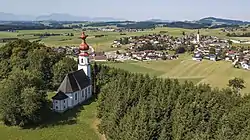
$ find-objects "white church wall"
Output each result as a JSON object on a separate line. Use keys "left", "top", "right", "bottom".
{"left": 53, "top": 99, "right": 68, "bottom": 113}
{"left": 66, "top": 93, "right": 74, "bottom": 108}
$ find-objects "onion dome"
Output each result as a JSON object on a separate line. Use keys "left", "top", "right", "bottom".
{"left": 79, "top": 52, "right": 89, "bottom": 57}
{"left": 80, "top": 32, "right": 88, "bottom": 40}
{"left": 79, "top": 42, "right": 89, "bottom": 50}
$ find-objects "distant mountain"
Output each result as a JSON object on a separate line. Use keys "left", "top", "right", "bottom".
{"left": 0, "top": 12, "right": 125, "bottom": 21}
{"left": 197, "top": 17, "right": 250, "bottom": 25}
{"left": 145, "top": 19, "right": 173, "bottom": 23}
{"left": 35, "top": 13, "right": 125, "bottom": 21}
{"left": 0, "top": 12, "right": 35, "bottom": 21}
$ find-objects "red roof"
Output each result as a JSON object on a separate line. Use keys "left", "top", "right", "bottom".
{"left": 79, "top": 42, "right": 89, "bottom": 50}
{"left": 79, "top": 32, "right": 89, "bottom": 50}
{"left": 79, "top": 52, "right": 89, "bottom": 57}
{"left": 228, "top": 51, "right": 235, "bottom": 54}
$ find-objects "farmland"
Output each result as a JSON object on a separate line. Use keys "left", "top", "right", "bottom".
{"left": 0, "top": 27, "right": 243, "bottom": 51}
{"left": 106, "top": 54, "right": 250, "bottom": 94}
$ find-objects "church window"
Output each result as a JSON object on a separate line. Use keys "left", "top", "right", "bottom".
{"left": 84, "top": 92, "right": 87, "bottom": 99}
{"left": 55, "top": 101, "right": 58, "bottom": 103}
{"left": 56, "top": 106, "right": 58, "bottom": 109}
{"left": 64, "top": 106, "right": 66, "bottom": 109}
{"left": 75, "top": 93, "right": 77, "bottom": 100}
{"left": 64, "top": 100, "right": 65, "bottom": 103}
{"left": 81, "top": 58, "right": 84, "bottom": 63}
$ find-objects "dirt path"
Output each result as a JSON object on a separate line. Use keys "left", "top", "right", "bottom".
{"left": 92, "top": 118, "right": 107, "bottom": 140}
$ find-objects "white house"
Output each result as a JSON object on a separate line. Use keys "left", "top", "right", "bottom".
{"left": 209, "top": 54, "right": 217, "bottom": 61}
{"left": 52, "top": 32, "right": 92, "bottom": 113}
{"left": 192, "top": 53, "right": 202, "bottom": 61}
{"left": 242, "top": 63, "right": 250, "bottom": 70}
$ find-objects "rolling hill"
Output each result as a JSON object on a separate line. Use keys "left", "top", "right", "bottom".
{"left": 198, "top": 17, "right": 250, "bottom": 25}
{"left": 106, "top": 55, "right": 250, "bottom": 94}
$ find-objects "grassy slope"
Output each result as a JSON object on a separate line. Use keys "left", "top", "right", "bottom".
{"left": 0, "top": 93, "right": 101, "bottom": 140}
{"left": 106, "top": 54, "right": 250, "bottom": 94}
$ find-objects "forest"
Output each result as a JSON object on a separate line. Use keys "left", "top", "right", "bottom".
{"left": 0, "top": 22, "right": 71, "bottom": 31}
{"left": 94, "top": 64, "right": 250, "bottom": 140}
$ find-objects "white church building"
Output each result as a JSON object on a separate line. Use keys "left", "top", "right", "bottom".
{"left": 52, "top": 32, "right": 92, "bottom": 113}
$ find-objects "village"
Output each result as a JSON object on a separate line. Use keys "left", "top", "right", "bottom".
{"left": 51, "top": 30, "right": 250, "bottom": 71}
{"left": 109, "top": 31, "right": 250, "bottom": 70}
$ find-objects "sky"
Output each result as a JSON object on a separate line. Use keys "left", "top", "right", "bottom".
{"left": 1, "top": 0, "right": 250, "bottom": 21}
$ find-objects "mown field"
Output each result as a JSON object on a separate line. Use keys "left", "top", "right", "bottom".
{"left": 0, "top": 93, "right": 102, "bottom": 140}
{"left": 0, "top": 27, "right": 246, "bottom": 52}
{"left": 106, "top": 54, "right": 250, "bottom": 94}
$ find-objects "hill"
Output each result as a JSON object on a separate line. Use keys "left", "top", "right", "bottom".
{"left": 106, "top": 55, "right": 250, "bottom": 94}
{"left": 0, "top": 12, "right": 35, "bottom": 21}
{"left": 198, "top": 17, "right": 250, "bottom": 25}
{"left": 36, "top": 13, "right": 124, "bottom": 21}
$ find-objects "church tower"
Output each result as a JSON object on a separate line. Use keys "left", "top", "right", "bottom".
{"left": 78, "top": 32, "right": 91, "bottom": 79}
{"left": 197, "top": 29, "right": 200, "bottom": 43}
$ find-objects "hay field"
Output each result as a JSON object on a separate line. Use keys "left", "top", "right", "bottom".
{"left": 106, "top": 54, "right": 250, "bottom": 94}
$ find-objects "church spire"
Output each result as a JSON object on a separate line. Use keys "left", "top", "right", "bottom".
{"left": 78, "top": 32, "right": 91, "bottom": 79}
{"left": 197, "top": 29, "right": 200, "bottom": 43}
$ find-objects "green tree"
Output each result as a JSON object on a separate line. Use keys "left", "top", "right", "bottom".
{"left": 52, "top": 57, "right": 77, "bottom": 88}
{"left": 228, "top": 40, "right": 233, "bottom": 47}
{"left": 0, "top": 59, "right": 11, "bottom": 80}
{"left": 209, "top": 47, "right": 216, "bottom": 55}
{"left": 228, "top": 77, "right": 245, "bottom": 95}
{"left": 0, "top": 69, "right": 46, "bottom": 127}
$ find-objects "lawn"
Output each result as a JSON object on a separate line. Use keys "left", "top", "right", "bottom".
{"left": 105, "top": 54, "right": 250, "bottom": 94}
{"left": 0, "top": 92, "right": 102, "bottom": 140}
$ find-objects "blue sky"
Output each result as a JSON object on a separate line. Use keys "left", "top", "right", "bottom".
{"left": 1, "top": 0, "right": 250, "bottom": 21}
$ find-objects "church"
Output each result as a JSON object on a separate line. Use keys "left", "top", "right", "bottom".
{"left": 52, "top": 32, "right": 92, "bottom": 113}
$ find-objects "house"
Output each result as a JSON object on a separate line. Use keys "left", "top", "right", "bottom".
{"left": 242, "top": 63, "right": 250, "bottom": 70}
{"left": 209, "top": 54, "right": 217, "bottom": 61}
{"left": 193, "top": 53, "right": 202, "bottom": 61}
{"left": 52, "top": 32, "right": 92, "bottom": 113}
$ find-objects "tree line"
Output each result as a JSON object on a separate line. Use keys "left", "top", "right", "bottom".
{"left": 226, "top": 32, "right": 250, "bottom": 37}
{"left": 93, "top": 64, "right": 250, "bottom": 140}
{"left": 0, "top": 23, "right": 71, "bottom": 31}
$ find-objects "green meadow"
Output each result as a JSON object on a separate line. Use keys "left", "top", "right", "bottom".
{"left": 106, "top": 54, "right": 250, "bottom": 94}
{"left": 0, "top": 92, "right": 102, "bottom": 140}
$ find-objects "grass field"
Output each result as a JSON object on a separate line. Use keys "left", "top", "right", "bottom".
{"left": 1, "top": 27, "right": 250, "bottom": 51}
{"left": 0, "top": 93, "right": 102, "bottom": 140}
{"left": 106, "top": 54, "right": 250, "bottom": 94}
